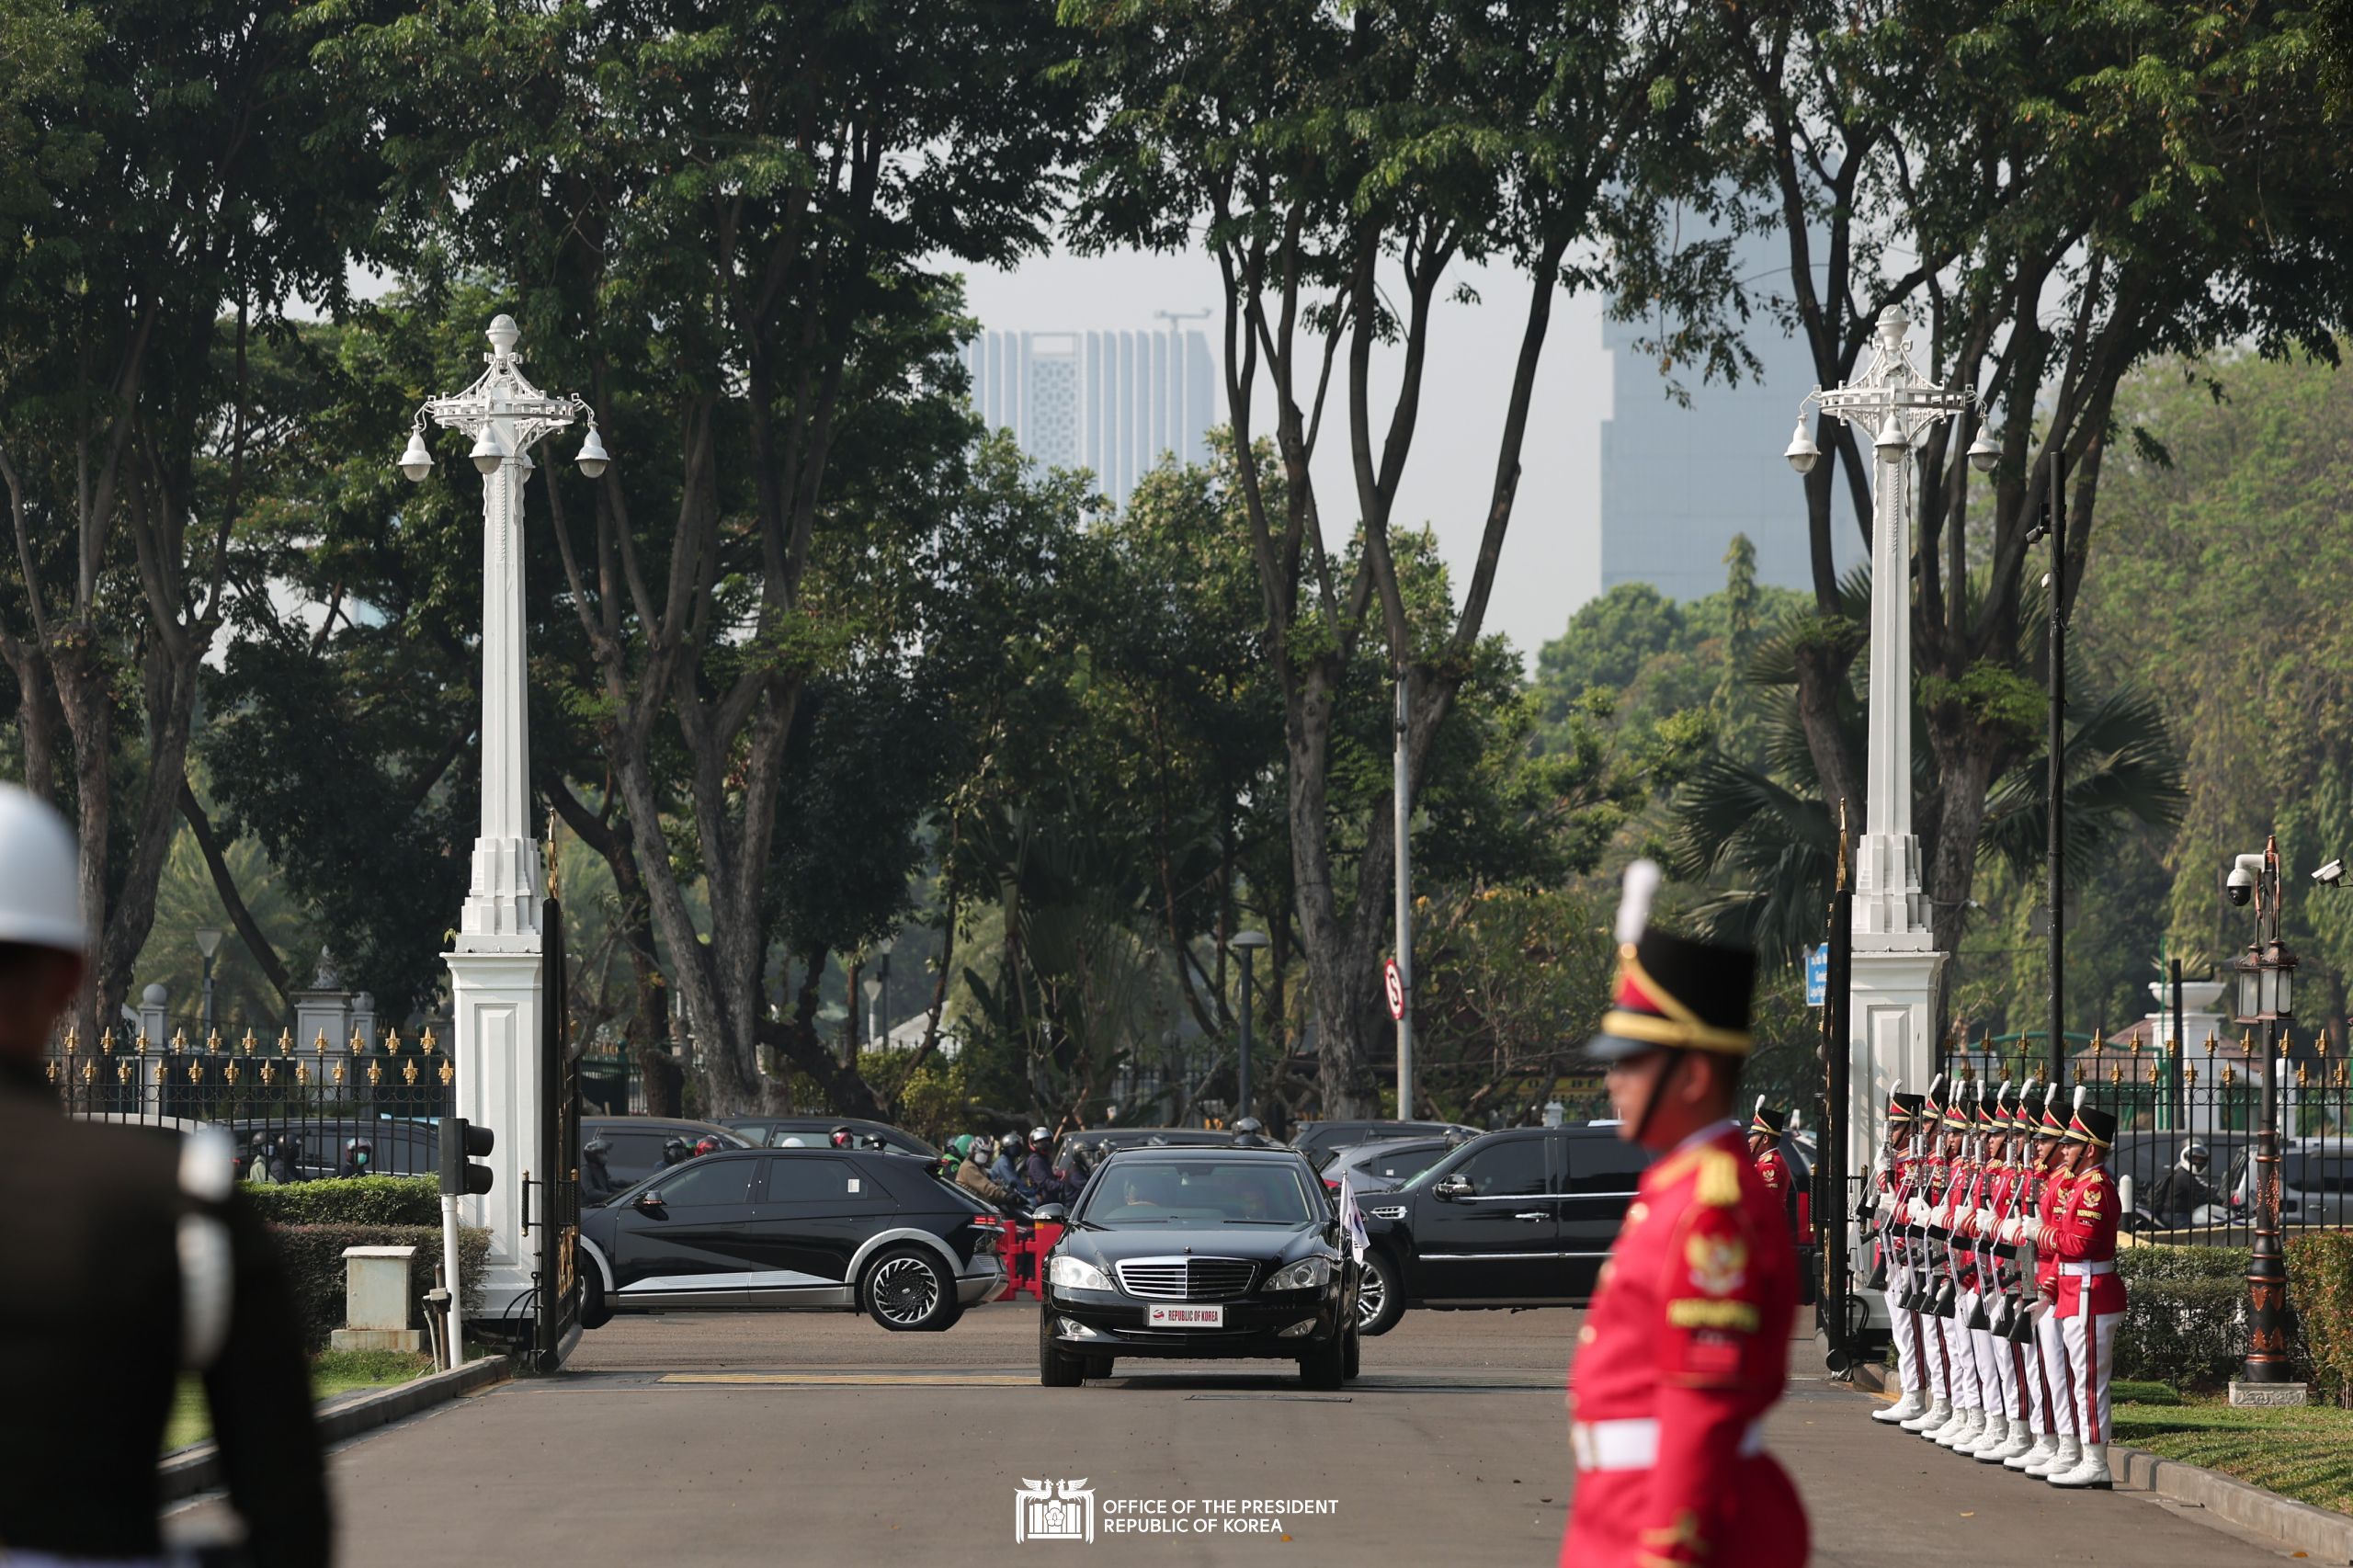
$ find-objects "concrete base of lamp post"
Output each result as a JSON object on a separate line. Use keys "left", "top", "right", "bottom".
{"left": 446, "top": 947, "right": 543, "bottom": 1315}
{"left": 2228, "top": 1381, "right": 2310, "bottom": 1407}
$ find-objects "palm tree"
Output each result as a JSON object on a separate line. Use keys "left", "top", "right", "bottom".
{"left": 1670, "top": 664, "right": 2185, "bottom": 967}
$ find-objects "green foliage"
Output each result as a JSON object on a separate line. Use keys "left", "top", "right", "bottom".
{"left": 242, "top": 1175, "right": 440, "bottom": 1227}
{"left": 1415, "top": 885, "right": 1616, "bottom": 1122}
{"left": 2109, "top": 1401, "right": 2353, "bottom": 1515}
{"left": 2289, "top": 1232, "right": 2353, "bottom": 1405}
{"left": 2114, "top": 1244, "right": 2252, "bottom": 1390}
{"left": 267, "top": 1221, "right": 487, "bottom": 1351}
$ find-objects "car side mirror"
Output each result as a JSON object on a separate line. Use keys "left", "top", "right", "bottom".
{"left": 1032, "top": 1203, "right": 1067, "bottom": 1223}
{"left": 1434, "top": 1175, "right": 1473, "bottom": 1201}
{"left": 634, "top": 1189, "right": 665, "bottom": 1212}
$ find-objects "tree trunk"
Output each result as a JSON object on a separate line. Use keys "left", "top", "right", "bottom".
{"left": 1920, "top": 710, "right": 2006, "bottom": 1047}
{"left": 1791, "top": 641, "right": 1864, "bottom": 833}
{"left": 178, "top": 783, "right": 291, "bottom": 1008}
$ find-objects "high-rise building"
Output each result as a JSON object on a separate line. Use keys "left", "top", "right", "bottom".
{"left": 961, "top": 327, "right": 1217, "bottom": 512}
{"left": 1599, "top": 244, "right": 1863, "bottom": 601}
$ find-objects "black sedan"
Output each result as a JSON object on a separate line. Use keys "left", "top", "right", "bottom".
{"left": 575, "top": 1146, "right": 1006, "bottom": 1332}
{"left": 1036, "top": 1146, "right": 1358, "bottom": 1388}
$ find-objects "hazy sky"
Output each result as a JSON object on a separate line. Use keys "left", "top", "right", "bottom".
{"left": 961, "top": 245, "right": 1616, "bottom": 671}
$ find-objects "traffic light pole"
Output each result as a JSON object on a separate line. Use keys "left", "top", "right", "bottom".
{"left": 441, "top": 1191, "right": 464, "bottom": 1365}
{"left": 2046, "top": 453, "right": 2068, "bottom": 1088}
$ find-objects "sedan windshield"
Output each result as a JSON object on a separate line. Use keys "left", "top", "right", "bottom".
{"left": 1077, "top": 1160, "right": 1320, "bottom": 1226}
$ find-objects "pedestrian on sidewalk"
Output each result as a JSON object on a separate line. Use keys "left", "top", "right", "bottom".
{"left": 0, "top": 784, "right": 330, "bottom": 1568}
{"left": 1560, "top": 860, "right": 1807, "bottom": 1568}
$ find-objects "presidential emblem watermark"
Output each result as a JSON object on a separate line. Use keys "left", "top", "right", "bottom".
{"left": 1014, "top": 1478, "right": 1338, "bottom": 1544}
{"left": 1015, "top": 1478, "right": 1095, "bottom": 1543}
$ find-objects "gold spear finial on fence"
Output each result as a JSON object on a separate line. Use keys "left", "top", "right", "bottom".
{"left": 402, "top": 1057, "right": 419, "bottom": 1086}
{"left": 206, "top": 1028, "right": 221, "bottom": 1052}
{"left": 313, "top": 1028, "right": 329, "bottom": 1056}
{"left": 242, "top": 1028, "right": 258, "bottom": 1056}
{"left": 170, "top": 1028, "right": 187, "bottom": 1053}
{"left": 63, "top": 1028, "right": 76, "bottom": 1055}
{"left": 385, "top": 1027, "right": 402, "bottom": 1055}
{"left": 278, "top": 1027, "right": 293, "bottom": 1054}
{"left": 365, "top": 1058, "right": 382, "bottom": 1086}
{"left": 98, "top": 1028, "right": 113, "bottom": 1056}
{"left": 546, "top": 807, "right": 563, "bottom": 903}
{"left": 349, "top": 1026, "right": 364, "bottom": 1055}
{"left": 134, "top": 1028, "right": 147, "bottom": 1055}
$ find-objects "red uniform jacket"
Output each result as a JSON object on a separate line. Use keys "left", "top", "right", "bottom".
{"left": 1753, "top": 1146, "right": 1797, "bottom": 1234}
{"left": 2031, "top": 1168, "right": 2074, "bottom": 1297}
{"left": 1563, "top": 1124, "right": 1807, "bottom": 1568}
{"left": 2039, "top": 1164, "right": 2126, "bottom": 1317}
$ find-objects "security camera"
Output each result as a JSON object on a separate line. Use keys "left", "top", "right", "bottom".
{"left": 2316, "top": 859, "right": 2346, "bottom": 887}
{"left": 2225, "top": 865, "right": 2256, "bottom": 906}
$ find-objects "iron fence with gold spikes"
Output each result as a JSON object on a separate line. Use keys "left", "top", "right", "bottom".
{"left": 1935, "top": 1025, "right": 2352, "bottom": 1247}
{"left": 45, "top": 1018, "right": 454, "bottom": 1182}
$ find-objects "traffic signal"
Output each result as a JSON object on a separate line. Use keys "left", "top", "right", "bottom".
{"left": 439, "top": 1117, "right": 495, "bottom": 1197}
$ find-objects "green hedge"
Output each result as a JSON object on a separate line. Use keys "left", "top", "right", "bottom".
{"left": 244, "top": 1175, "right": 442, "bottom": 1226}
{"left": 268, "top": 1223, "right": 489, "bottom": 1351}
{"left": 2115, "top": 1245, "right": 2250, "bottom": 1391}
{"left": 2289, "top": 1233, "right": 2353, "bottom": 1404}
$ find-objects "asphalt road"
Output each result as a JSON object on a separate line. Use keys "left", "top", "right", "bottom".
{"left": 179, "top": 1303, "right": 2306, "bottom": 1566}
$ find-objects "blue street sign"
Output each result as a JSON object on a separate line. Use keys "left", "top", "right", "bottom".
{"left": 1804, "top": 945, "right": 1828, "bottom": 1007}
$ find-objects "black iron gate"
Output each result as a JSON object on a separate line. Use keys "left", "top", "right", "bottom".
{"left": 532, "top": 887, "right": 583, "bottom": 1369}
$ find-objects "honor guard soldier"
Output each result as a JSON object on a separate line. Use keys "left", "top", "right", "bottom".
{"left": 0, "top": 786, "right": 330, "bottom": 1567}
{"left": 1562, "top": 862, "right": 1807, "bottom": 1568}
{"left": 1898, "top": 1079, "right": 1956, "bottom": 1437}
{"left": 1869, "top": 1088, "right": 1936, "bottom": 1426}
{"left": 2020, "top": 1082, "right": 2084, "bottom": 1479}
{"left": 2039, "top": 1094, "right": 2124, "bottom": 1489}
{"left": 1747, "top": 1099, "right": 1799, "bottom": 1241}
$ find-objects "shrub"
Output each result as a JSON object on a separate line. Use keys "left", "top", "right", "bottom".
{"left": 243, "top": 1176, "right": 441, "bottom": 1227}
{"left": 2115, "top": 1244, "right": 2249, "bottom": 1391}
{"left": 2289, "top": 1233, "right": 2353, "bottom": 1405}
{"left": 267, "top": 1223, "right": 489, "bottom": 1350}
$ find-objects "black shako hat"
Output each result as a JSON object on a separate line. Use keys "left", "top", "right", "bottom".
{"left": 1585, "top": 860, "right": 1757, "bottom": 1063}
{"left": 1749, "top": 1096, "right": 1785, "bottom": 1139}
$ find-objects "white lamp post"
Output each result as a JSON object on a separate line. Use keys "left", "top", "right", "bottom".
{"left": 1787, "top": 304, "right": 1977, "bottom": 1260}
{"left": 397, "top": 313, "right": 610, "bottom": 1314}
{"left": 193, "top": 926, "right": 224, "bottom": 1037}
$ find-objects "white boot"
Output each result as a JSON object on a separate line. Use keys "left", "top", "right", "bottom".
{"left": 1922, "top": 1404, "right": 1966, "bottom": 1442}
{"left": 2026, "top": 1436, "right": 2080, "bottom": 1478}
{"left": 1876, "top": 1389, "right": 1930, "bottom": 1424}
{"left": 1961, "top": 1414, "right": 2013, "bottom": 1458}
{"left": 1983, "top": 1418, "right": 2035, "bottom": 1464}
{"left": 2006, "top": 1431, "right": 2056, "bottom": 1472}
{"left": 2047, "top": 1441, "right": 2113, "bottom": 1490}
{"left": 1936, "top": 1408, "right": 1983, "bottom": 1449}
{"left": 1903, "top": 1397, "right": 1950, "bottom": 1434}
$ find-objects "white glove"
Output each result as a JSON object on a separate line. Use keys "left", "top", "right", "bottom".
{"left": 1978, "top": 1206, "right": 1998, "bottom": 1232}
{"left": 1999, "top": 1216, "right": 2021, "bottom": 1244}
{"left": 1906, "top": 1197, "right": 1930, "bottom": 1225}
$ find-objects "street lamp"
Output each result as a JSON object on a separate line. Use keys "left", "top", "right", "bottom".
{"left": 1229, "top": 930, "right": 1271, "bottom": 1124}
{"left": 864, "top": 937, "right": 892, "bottom": 1048}
{"left": 1787, "top": 305, "right": 1975, "bottom": 1178}
{"left": 2227, "top": 835, "right": 2299, "bottom": 1393}
{"left": 194, "top": 926, "right": 224, "bottom": 1037}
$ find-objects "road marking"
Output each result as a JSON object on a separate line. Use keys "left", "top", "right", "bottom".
{"left": 659, "top": 1372, "right": 1040, "bottom": 1386}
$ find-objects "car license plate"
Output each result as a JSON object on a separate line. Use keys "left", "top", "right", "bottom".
{"left": 1147, "top": 1303, "right": 1224, "bottom": 1327}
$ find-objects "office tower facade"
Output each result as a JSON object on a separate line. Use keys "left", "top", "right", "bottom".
{"left": 1599, "top": 248, "right": 1863, "bottom": 601}
{"left": 961, "top": 327, "right": 1217, "bottom": 513}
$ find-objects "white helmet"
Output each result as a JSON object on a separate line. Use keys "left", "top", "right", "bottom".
{"left": 0, "top": 786, "right": 84, "bottom": 952}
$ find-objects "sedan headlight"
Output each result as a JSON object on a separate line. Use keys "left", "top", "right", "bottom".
{"left": 1048, "top": 1254, "right": 1115, "bottom": 1291}
{"left": 1264, "top": 1256, "right": 1333, "bottom": 1292}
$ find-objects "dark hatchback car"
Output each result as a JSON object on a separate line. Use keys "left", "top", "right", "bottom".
{"left": 1351, "top": 1125, "right": 1650, "bottom": 1334}
{"left": 718, "top": 1116, "right": 938, "bottom": 1157}
{"left": 1318, "top": 1135, "right": 1465, "bottom": 1195}
{"left": 1037, "top": 1145, "right": 1359, "bottom": 1388}
{"left": 575, "top": 1145, "right": 1006, "bottom": 1333}
{"left": 1291, "top": 1119, "right": 1481, "bottom": 1171}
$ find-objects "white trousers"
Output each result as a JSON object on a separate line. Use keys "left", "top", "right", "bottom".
{"left": 1884, "top": 1269, "right": 1924, "bottom": 1392}
{"left": 2036, "top": 1301, "right": 2077, "bottom": 1439}
{"left": 1916, "top": 1276, "right": 1948, "bottom": 1398}
{"left": 2015, "top": 1310, "right": 2051, "bottom": 1430}
{"left": 1943, "top": 1292, "right": 1983, "bottom": 1409}
{"left": 2063, "top": 1309, "right": 2123, "bottom": 1444}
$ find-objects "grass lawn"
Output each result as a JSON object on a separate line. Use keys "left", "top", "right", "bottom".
{"left": 2112, "top": 1387, "right": 2353, "bottom": 1516}
{"left": 164, "top": 1349, "right": 442, "bottom": 1454}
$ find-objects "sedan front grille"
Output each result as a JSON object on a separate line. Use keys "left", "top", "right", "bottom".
{"left": 1114, "top": 1257, "right": 1257, "bottom": 1300}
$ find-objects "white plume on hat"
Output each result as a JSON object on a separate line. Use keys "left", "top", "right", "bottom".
{"left": 0, "top": 785, "right": 84, "bottom": 953}
{"left": 1613, "top": 858, "right": 1663, "bottom": 945}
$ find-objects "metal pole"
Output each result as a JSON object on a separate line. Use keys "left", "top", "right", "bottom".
{"left": 2170, "top": 958, "right": 2185, "bottom": 1130}
{"left": 2047, "top": 452, "right": 2068, "bottom": 1088}
{"left": 441, "top": 1191, "right": 465, "bottom": 1368}
{"left": 1236, "top": 945, "right": 1254, "bottom": 1122}
{"left": 2245, "top": 845, "right": 2290, "bottom": 1383}
{"left": 1824, "top": 875, "right": 1854, "bottom": 1357}
{"left": 201, "top": 956, "right": 215, "bottom": 1038}
{"left": 1393, "top": 671, "right": 1414, "bottom": 1119}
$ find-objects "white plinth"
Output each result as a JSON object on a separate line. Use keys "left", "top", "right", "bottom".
{"left": 1845, "top": 945, "right": 1942, "bottom": 1301}
{"left": 445, "top": 947, "right": 542, "bottom": 1314}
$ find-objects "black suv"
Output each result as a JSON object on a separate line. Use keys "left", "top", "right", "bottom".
{"left": 1037, "top": 1145, "right": 1358, "bottom": 1388}
{"left": 1351, "top": 1125, "right": 1649, "bottom": 1334}
{"left": 575, "top": 1145, "right": 1006, "bottom": 1332}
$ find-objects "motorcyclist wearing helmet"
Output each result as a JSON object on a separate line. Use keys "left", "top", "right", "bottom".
{"left": 1020, "top": 1127, "right": 1063, "bottom": 1200}
{"left": 989, "top": 1131, "right": 1036, "bottom": 1202}
{"left": 693, "top": 1134, "right": 724, "bottom": 1157}
{"left": 661, "top": 1135, "right": 692, "bottom": 1167}
{"left": 1231, "top": 1115, "right": 1267, "bottom": 1148}
{"left": 339, "top": 1137, "right": 374, "bottom": 1178}
{"left": 829, "top": 1124, "right": 855, "bottom": 1149}
{"left": 2149, "top": 1141, "right": 2213, "bottom": 1225}
{"left": 956, "top": 1134, "right": 1014, "bottom": 1208}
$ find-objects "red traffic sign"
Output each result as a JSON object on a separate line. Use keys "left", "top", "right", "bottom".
{"left": 1383, "top": 958, "right": 1405, "bottom": 1021}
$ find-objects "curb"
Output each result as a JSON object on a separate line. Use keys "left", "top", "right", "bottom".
{"left": 1842, "top": 1367, "right": 2353, "bottom": 1562}
{"left": 2111, "top": 1445, "right": 2353, "bottom": 1564}
{"left": 160, "top": 1355, "right": 514, "bottom": 1504}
